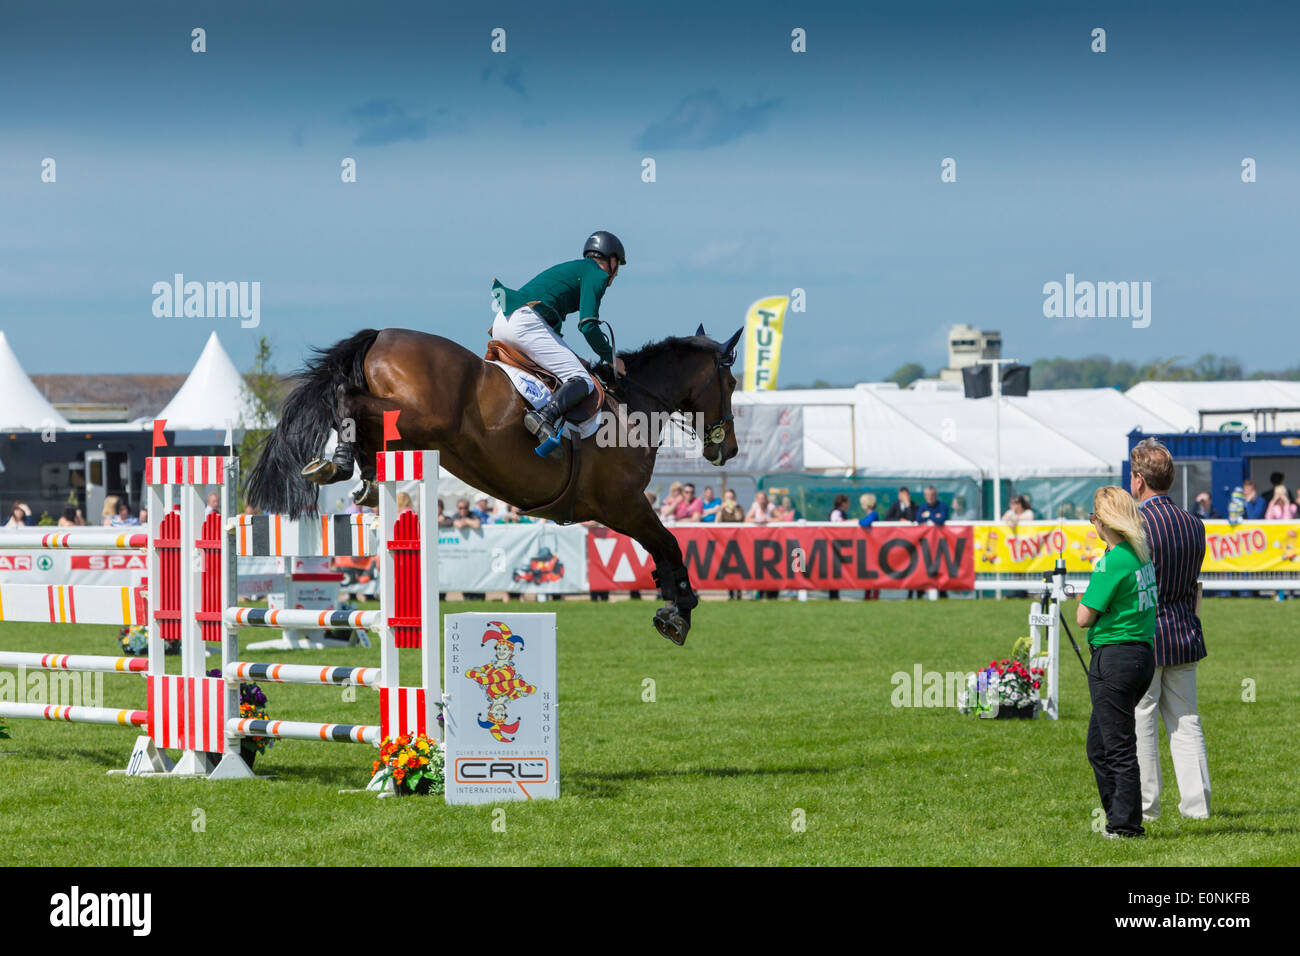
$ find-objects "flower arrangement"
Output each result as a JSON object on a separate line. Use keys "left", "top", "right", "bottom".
{"left": 0, "top": 716, "right": 9, "bottom": 740}
{"left": 119, "top": 624, "right": 181, "bottom": 656}
{"left": 117, "top": 625, "right": 151, "bottom": 656}
{"left": 371, "top": 733, "right": 444, "bottom": 796}
{"left": 207, "top": 669, "right": 274, "bottom": 763}
{"left": 958, "top": 644, "right": 1045, "bottom": 717}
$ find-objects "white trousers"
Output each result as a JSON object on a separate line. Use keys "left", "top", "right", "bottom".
{"left": 1135, "top": 662, "right": 1211, "bottom": 819}
{"left": 490, "top": 300, "right": 593, "bottom": 393}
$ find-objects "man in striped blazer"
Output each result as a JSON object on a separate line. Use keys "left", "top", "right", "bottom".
{"left": 1129, "top": 438, "right": 1212, "bottom": 819}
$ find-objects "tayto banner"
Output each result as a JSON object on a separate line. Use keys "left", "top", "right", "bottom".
{"left": 972, "top": 520, "right": 1300, "bottom": 574}
{"left": 1202, "top": 521, "right": 1300, "bottom": 572}
{"left": 587, "top": 524, "right": 975, "bottom": 591}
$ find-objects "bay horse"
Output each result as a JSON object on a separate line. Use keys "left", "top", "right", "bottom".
{"left": 245, "top": 325, "right": 742, "bottom": 644}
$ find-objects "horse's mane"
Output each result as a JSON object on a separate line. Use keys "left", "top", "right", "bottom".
{"left": 617, "top": 335, "right": 719, "bottom": 371}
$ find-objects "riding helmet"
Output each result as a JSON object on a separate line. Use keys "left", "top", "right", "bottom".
{"left": 583, "top": 231, "right": 626, "bottom": 265}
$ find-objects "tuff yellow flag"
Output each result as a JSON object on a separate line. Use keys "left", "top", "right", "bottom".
{"left": 742, "top": 296, "right": 788, "bottom": 390}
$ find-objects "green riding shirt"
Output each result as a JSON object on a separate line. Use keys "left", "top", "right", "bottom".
{"left": 493, "top": 258, "right": 614, "bottom": 364}
{"left": 1080, "top": 539, "right": 1157, "bottom": 647}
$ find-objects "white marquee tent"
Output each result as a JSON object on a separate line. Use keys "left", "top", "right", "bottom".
{"left": 0, "top": 330, "right": 72, "bottom": 430}
{"left": 155, "top": 331, "right": 250, "bottom": 431}
{"left": 732, "top": 386, "right": 982, "bottom": 478}
{"left": 731, "top": 383, "right": 1181, "bottom": 482}
{"left": 1125, "top": 380, "right": 1300, "bottom": 432}
{"left": 1006, "top": 387, "right": 1177, "bottom": 472}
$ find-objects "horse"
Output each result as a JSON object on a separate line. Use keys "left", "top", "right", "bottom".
{"left": 245, "top": 325, "right": 742, "bottom": 644}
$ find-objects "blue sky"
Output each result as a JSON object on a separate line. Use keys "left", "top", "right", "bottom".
{"left": 1, "top": 0, "right": 1296, "bottom": 383}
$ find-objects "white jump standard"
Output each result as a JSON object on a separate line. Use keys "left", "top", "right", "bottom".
{"left": 209, "top": 449, "right": 441, "bottom": 779}
{"left": 0, "top": 456, "right": 229, "bottom": 775}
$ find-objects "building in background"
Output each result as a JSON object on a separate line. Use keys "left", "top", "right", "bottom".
{"left": 940, "top": 324, "right": 1002, "bottom": 384}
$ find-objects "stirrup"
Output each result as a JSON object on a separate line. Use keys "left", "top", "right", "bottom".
{"left": 524, "top": 406, "right": 557, "bottom": 437}
{"left": 534, "top": 431, "right": 564, "bottom": 459}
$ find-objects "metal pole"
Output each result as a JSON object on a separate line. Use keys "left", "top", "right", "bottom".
{"left": 979, "top": 357, "right": 1018, "bottom": 601}
{"left": 993, "top": 367, "right": 1002, "bottom": 601}
{"left": 993, "top": 367, "right": 1002, "bottom": 531}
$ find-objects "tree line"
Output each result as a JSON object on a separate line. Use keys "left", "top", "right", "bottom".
{"left": 784, "top": 355, "right": 1300, "bottom": 391}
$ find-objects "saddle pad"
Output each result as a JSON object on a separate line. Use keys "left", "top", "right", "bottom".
{"left": 488, "top": 361, "right": 603, "bottom": 441}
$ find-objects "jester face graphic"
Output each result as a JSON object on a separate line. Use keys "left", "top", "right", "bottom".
{"left": 466, "top": 621, "right": 536, "bottom": 743}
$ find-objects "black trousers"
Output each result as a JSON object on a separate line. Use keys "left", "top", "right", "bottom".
{"left": 1086, "top": 641, "right": 1156, "bottom": 835}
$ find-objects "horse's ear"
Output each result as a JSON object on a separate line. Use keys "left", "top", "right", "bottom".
{"left": 696, "top": 323, "right": 706, "bottom": 337}
{"left": 721, "top": 327, "right": 743, "bottom": 365}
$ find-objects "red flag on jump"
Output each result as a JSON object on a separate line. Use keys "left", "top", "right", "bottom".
{"left": 152, "top": 420, "right": 168, "bottom": 458}
{"left": 382, "top": 410, "right": 401, "bottom": 451}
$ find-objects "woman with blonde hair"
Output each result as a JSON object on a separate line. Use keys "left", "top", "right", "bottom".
{"left": 100, "top": 496, "right": 121, "bottom": 527}
{"left": 857, "top": 492, "right": 879, "bottom": 528}
{"left": 1077, "top": 485, "right": 1157, "bottom": 838}
{"left": 658, "top": 482, "right": 684, "bottom": 520}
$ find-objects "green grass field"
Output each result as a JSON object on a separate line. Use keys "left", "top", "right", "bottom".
{"left": 1, "top": 598, "right": 1296, "bottom": 866}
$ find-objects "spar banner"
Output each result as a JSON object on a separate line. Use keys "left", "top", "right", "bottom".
{"left": 973, "top": 521, "right": 1300, "bottom": 574}
{"left": 436, "top": 523, "right": 588, "bottom": 593}
{"left": 653, "top": 402, "right": 803, "bottom": 473}
{"left": 588, "top": 524, "right": 975, "bottom": 591}
{"left": 0, "top": 548, "right": 147, "bottom": 586}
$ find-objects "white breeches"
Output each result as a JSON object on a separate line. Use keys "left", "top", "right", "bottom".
{"left": 490, "top": 299, "right": 594, "bottom": 393}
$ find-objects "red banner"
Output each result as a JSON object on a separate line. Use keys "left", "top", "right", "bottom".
{"left": 587, "top": 524, "right": 975, "bottom": 591}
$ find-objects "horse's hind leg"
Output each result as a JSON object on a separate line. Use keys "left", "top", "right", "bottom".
{"left": 339, "top": 392, "right": 398, "bottom": 506}
{"left": 302, "top": 385, "right": 360, "bottom": 486}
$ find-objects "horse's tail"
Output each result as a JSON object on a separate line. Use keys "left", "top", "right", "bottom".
{"left": 245, "top": 329, "right": 382, "bottom": 517}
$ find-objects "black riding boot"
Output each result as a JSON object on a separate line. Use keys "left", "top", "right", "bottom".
{"left": 524, "top": 377, "right": 591, "bottom": 446}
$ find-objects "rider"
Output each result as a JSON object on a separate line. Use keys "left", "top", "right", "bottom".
{"left": 491, "top": 231, "right": 627, "bottom": 452}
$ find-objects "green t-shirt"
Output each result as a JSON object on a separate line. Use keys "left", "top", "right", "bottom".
{"left": 493, "top": 258, "right": 613, "bottom": 363}
{"left": 1080, "top": 540, "right": 1157, "bottom": 646}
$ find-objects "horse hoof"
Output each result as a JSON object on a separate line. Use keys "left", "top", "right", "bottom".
{"left": 653, "top": 607, "right": 688, "bottom": 646}
{"left": 352, "top": 481, "right": 379, "bottom": 508}
{"left": 302, "top": 459, "right": 337, "bottom": 485}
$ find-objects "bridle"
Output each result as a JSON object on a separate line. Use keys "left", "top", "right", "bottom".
{"left": 694, "top": 354, "right": 735, "bottom": 448}
{"left": 613, "top": 346, "right": 736, "bottom": 451}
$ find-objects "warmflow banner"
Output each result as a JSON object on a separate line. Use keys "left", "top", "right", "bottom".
{"left": 588, "top": 524, "right": 975, "bottom": 591}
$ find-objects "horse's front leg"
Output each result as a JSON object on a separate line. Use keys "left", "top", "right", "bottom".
{"left": 607, "top": 501, "right": 695, "bottom": 645}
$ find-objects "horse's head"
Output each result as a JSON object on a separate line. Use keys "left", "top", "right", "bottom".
{"left": 689, "top": 324, "right": 742, "bottom": 466}
{"left": 618, "top": 326, "right": 743, "bottom": 465}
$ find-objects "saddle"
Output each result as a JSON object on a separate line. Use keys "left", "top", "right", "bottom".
{"left": 483, "top": 336, "right": 612, "bottom": 525}
{"left": 484, "top": 336, "right": 606, "bottom": 423}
